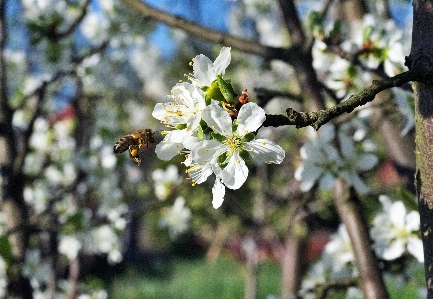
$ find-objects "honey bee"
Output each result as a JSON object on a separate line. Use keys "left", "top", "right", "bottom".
{"left": 113, "top": 129, "right": 155, "bottom": 166}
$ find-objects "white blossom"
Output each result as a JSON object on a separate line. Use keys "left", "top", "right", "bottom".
{"left": 159, "top": 197, "right": 191, "bottom": 238}
{"left": 152, "top": 82, "right": 206, "bottom": 131}
{"left": 59, "top": 235, "right": 82, "bottom": 260}
{"left": 152, "top": 165, "right": 182, "bottom": 200}
{"left": 191, "top": 47, "right": 231, "bottom": 87}
{"left": 295, "top": 124, "right": 377, "bottom": 194}
{"left": 322, "top": 225, "right": 356, "bottom": 277}
{"left": 371, "top": 195, "right": 423, "bottom": 263}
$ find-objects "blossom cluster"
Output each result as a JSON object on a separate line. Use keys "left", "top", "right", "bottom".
{"left": 295, "top": 123, "right": 378, "bottom": 194}
{"left": 152, "top": 47, "right": 285, "bottom": 208}
{"left": 370, "top": 195, "right": 424, "bottom": 263}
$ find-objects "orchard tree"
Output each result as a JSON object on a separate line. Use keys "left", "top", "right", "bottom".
{"left": 120, "top": 0, "right": 431, "bottom": 298}
{"left": 0, "top": 0, "right": 431, "bottom": 299}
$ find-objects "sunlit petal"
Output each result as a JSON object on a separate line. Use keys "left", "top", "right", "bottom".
{"left": 236, "top": 103, "right": 265, "bottom": 134}
{"left": 202, "top": 104, "right": 232, "bottom": 136}
{"left": 212, "top": 177, "right": 226, "bottom": 209}
{"left": 218, "top": 152, "right": 248, "bottom": 189}
{"left": 247, "top": 139, "right": 285, "bottom": 164}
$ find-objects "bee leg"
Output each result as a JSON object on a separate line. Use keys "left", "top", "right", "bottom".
{"left": 129, "top": 145, "right": 142, "bottom": 166}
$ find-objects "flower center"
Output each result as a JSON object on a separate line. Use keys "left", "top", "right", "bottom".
{"left": 223, "top": 135, "right": 244, "bottom": 152}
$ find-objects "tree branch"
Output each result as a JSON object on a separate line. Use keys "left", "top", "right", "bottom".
{"left": 52, "top": 0, "right": 91, "bottom": 40}
{"left": 333, "top": 179, "right": 389, "bottom": 299}
{"left": 277, "top": 0, "right": 306, "bottom": 47}
{"left": 263, "top": 70, "right": 414, "bottom": 130}
{"left": 14, "top": 70, "right": 77, "bottom": 174}
{"left": 119, "top": 0, "right": 295, "bottom": 61}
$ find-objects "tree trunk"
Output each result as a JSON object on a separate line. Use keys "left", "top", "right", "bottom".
{"left": 0, "top": 0, "right": 32, "bottom": 298}
{"left": 411, "top": 1, "right": 433, "bottom": 298}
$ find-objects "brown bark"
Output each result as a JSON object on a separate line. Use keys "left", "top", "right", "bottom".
{"left": 410, "top": 1, "right": 433, "bottom": 298}
{"left": 281, "top": 233, "right": 304, "bottom": 297}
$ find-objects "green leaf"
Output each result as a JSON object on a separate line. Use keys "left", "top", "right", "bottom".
{"left": 396, "top": 187, "right": 418, "bottom": 211}
{"left": 243, "top": 133, "right": 255, "bottom": 142}
{"left": 46, "top": 41, "right": 61, "bottom": 63}
{"left": 363, "top": 26, "right": 373, "bottom": 42}
{"left": 217, "top": 75, "right": 237, "bottom": 104}
{"left": 211, "top": 132, "right": 226, "bottom": 142}
{"left": 329, "top": 20, "right": 341, "bottom": 38}
{"left": 307, "top": 11, "right": 323, "bottom": 32}
{"left": 0, "top": 236, "right": 13, "bottom": 264}
{"left": 175, "top": 124, "right": 187, "bottom": 130}
{"left": 197, "top": 124, "right": 204, "bottom": 139}
{"left": 239, "top": 149, "right": 250, "bottom": 162}
{"left": 205, "top": 80, "right": 225, "bottom": 104}
{"left": 218, "top": 152, "right": 228, "bottom": 167}
{"left": 232, "top": 119, "right": 238, "bottom": 132}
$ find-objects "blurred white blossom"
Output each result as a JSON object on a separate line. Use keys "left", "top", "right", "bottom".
{"left": 90, "top": 225, "right": 122, "bottom": 264}
{"left": 159, "top": 197, "right": 191, "bottom": 238}
{"left": 152, "top": 165, "right": 182, "bottom": 200}
{"left": 322, "top": 225, "right": 356, "bottom": 277}
{"left": 295, "top": 124, "right": 377, "bottom": 194}
{"left": 371, "top": 195, "right": 423, "bottom": 263}
{"left": 0, "top": 256, "right": 6, "bottom": 298}
{"left": 59, "top": 235, "right": 82, "bottom": 260}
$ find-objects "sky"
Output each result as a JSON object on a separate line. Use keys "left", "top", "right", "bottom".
{"left": 143, "top": 0, "right": 413, "bottom": 58}
{"left": 144, "top": 0, "right": 235, "bottom": 57}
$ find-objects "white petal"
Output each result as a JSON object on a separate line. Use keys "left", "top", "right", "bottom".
{"left": 217, "top": 152, "right": 248, "bottom": 189}
{"left": 390, "top": 201, "right": 407, "bottom": 228}
{"left": 188, "top": 163, "right": 214, "bottom": 185}
{"left": 182, "top": 135, "right": 201, "bottom": 151}
{"left": 191, "top": 139, "right": 225, "bottom": 165}
{"left": 213, "top": 47, "right": 231, "bottom": 76}
{"left": 212, "top": 177, "right": 226, "bottom": 209}
{"left": 202, "top": 104, "right": 232, "bottom": 136}
{"left": 155, "top": 130, "right": 190, "bottom": 161}
{"left": 339, "top": 133, "right": 355, "bottom": 158}
{"left": 193, "top": 54, "right": 215, "bottom": 87}
{"left": 371, "top": 214, "right": 394, "bottom": 242}
{"left": 236, "top": 103, "right": 266, "bottom": 134}
{"left": 171, "top": 83, "right": 197, "bottom": 107}
{"left": 152, "top": 103, "right": 171, "bottom": 123}
{"left": 155, "top": 141, "right": 182, "bottom": 161}
{"left": 319, "top": 172, "right": 336, "bottom": 190}
{"left": 405, "top": 211, "right": 420, "bottom": 232}
{"left": 246, "top": 139, "right": 285, "bottom": 164}
{"left": 297, "top": 162, "right": 323, "bottom": 191}
{"left": 407, "top": 237, "right": 424, "bottom": 263}
{"left": 322, "top": 143, "right": 341, "bottom": 164}
{"left": 294, "top": 165, "right": 304, "bottom": 181}
{"left": 320, "top": 123, "right": 335, "bottom": 142}
{"left": 381, "top": 239, "right": 405, "bottom": 260}
{"left": 356, "top": 154, "right": 378, "bottom": 171}
{"left": 343, "top": 171, "right": 370, "bottom": 194}
{"left": 379, "top": 195, "right": 393, "bottom": 211}
{"left": 300, "top": 179, "right": 316, "bottom": 192}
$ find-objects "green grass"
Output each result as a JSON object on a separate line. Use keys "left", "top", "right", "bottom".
{"left": 110, "top": 255, "right": 280, "bottom": 299}
{"left": 110, "top": 255, "right": 425, "bottom": 299}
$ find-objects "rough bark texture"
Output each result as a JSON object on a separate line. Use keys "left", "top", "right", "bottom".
{"left": 411, "top": 1, "right": 433, "bottom": 298}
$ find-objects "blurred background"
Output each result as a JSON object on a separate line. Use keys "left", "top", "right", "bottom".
{"left": 0, "top": 0, "right": 422, "bottom": 298}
